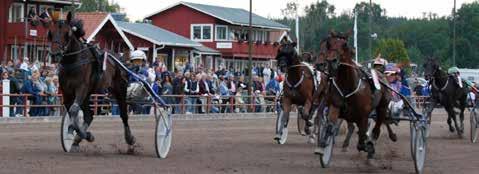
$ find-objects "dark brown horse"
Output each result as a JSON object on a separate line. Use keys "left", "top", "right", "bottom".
{"left": 48, "top": 12, "right": 135, "bottom": 151}
{"left": 318, "top": 31, "right": 392, "bottom": 159}
{"left": 424, "top": 57, "right": 468, "bottom": 137}
{"left": 274, "top": 42, "right": 328, "bottom": 144}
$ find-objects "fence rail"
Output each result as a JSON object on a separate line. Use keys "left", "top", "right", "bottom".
{"left": 0, "top": 93, "right": 432, "bottom": 117}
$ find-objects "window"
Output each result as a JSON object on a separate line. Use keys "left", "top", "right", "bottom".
{"left": 191, "top": 24, "right": 213, "bottom": 42}
{"left": 215, "top": 25, "right": 228, "bottom": 41}
{"left": 27, "top": 4, "right": 37, "bottom": 19}
{"left": 9, "top": 3, "right": 24, "bottom": 23}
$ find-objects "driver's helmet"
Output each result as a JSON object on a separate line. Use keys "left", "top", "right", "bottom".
{"left": 373, "top": 58, "right": 388, "bottom": 66}
{"left": 130, "top": 50, "right": 147, "bottom": 62}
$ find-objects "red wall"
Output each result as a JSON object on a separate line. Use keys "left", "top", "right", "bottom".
{"left": 147, "top": 4, "right": 284, "bottom": 60}
{"left": 149, "top": 5, "right": 220, "bottom": 39}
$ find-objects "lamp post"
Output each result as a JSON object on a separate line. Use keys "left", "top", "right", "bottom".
{"left": 453, "top": 0, "right": 456, "bottom": 66}
{"left": 248, "top": 0, "right": 253, "bottom": 96}
{"left": 368, "top": 0, "right": 372, "bottom": 60}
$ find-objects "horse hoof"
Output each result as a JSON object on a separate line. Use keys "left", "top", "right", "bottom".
{"left": 127, "top": 136, "right": 136, "bottom": 146}
{"left": 389, "top": 133, "right": 398, "bottom": 142}
{"left": 70, "top": 144, "right": 80, "bottom": 153}
{"left": 449, "top": 127, "right": 455, "bottom": 133}
{"left": 86, "top": 132, "right": 95, "bottom": 142}
{"left": 127, "top": 145, "right": 136, "bottom": 154}
{"left": 314, "top": 147, "right": 324, "bottom": 155}
{"left": 307, "top": 137, "right": 315, "bottom": 144}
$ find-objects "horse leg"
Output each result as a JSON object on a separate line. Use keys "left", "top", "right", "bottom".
{"left": 342, "top": 121, "right": 355, "bottom": 151}
{"left": 385, "top": 123, "right": 398, "bottom": 142}
{"left": 459, "top": 104, "right": 466, "bottom": 134}
{"left": 118, "top": 98, "right": 136, "bottom": 148}
{"left": 80, "top": 100, "right": 95, "bottom": 142}
{"left": 445, "top": 106, "right": 456, "bottom": 132}
{"left": 303, "top": 100, "right": 314, "bottom": 141}
{"left": 69, "top": 88, "right": 90, "bottom": 140}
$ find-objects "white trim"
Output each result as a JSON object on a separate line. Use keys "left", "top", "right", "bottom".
{"left": 85, "top": 14, "right": 134, "bottom": 51}
{"left": 31, "top": 0, "right": 82, "bottom": 5}
{"left": 277, "top": 31, "right": 292, "bottom": 43}
{"left": 215, "top": 25, "right": 229, "bottom": 41}
{"left": 120, "top": 27, "right": 201, "bottom": 48}
{"left": 144, "top": 2, "right": 290, "bottom": 31}
{"left": 9, "top": 3, "right": 24, "bottom": 23}
{"left": 190, "top": 24, "right": 213, "bottom": 42}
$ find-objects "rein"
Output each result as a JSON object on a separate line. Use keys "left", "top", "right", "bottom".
{"left": 285, "top": 70, "right": 305, "bottom": 88}
{"left": 328, "top": 61, "right": 363, "bottom": 99}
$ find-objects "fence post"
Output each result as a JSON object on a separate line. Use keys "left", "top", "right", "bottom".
{"left": 206, "top": 95, "right": 210, "bottom": 114}
{"left": 229, "top": 96, "right": 234, "bottom": 113}
{"left": 2, "top": 80, "right": 10, "bottom": 117}
{"left": 24, "top": 95, "right": 28, "bottom": 117}
{"left": 93, "top": 95, "right": 98, "bottom": 115}
{"left": 181, "top": 95, "right": 185, "bottom": 114}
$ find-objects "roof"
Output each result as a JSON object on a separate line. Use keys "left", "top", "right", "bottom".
{"left": 30, "top": 0, "right": 81, "bottom": 5}
{"left": 117, "top": 21, "right": 201, "bottom": 47}
{"left": 145, "top": 1, "right": 290, "bottom": 30}
{"left": 76, "top": 12, "right": 134, "bottom": 50}
{"left": 193, "top": 45, "right": 221, "bottom": 55}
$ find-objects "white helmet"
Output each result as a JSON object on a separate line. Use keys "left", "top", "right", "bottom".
{"left": 130, "top": 50, "right": 147, "bottom": 61}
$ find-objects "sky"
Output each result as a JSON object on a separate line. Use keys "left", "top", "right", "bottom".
{"left": 113, "top": 0, "right": 476, "bottom": 21}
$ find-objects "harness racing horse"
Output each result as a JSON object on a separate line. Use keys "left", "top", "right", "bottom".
{"left": 48, "top": 12, "right": 136, "bottom": 151}
{"left": 317, "top": 31, "right": 393, "bottom": 159}
{"left": 274, "top": 42, "right": 327, "bottom": 144}
{"left": 423, "top": 57, "right": 468, "bottom": 137}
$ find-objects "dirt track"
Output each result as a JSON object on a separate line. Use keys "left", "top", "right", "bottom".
{"left": 0, "top": 111, "right": 478, "bottom": 174}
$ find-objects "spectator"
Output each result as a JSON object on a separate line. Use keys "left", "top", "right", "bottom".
{"left": 45, "top": 76, "right": 58, "bottom": 116}
{"left": 219, "top": 76, "right": 230, "bottom": 113}
{"left": 161, "top": 73, "right": 174, "bottom": 105}
{"left": 263, "top": 64, "right": 272, "bottom": 85}
{"left": 2, "top": 71, "right": 21, "bottom": 117}
{"left": 22, "top": 71, "right": 46, "bottom": 116}
{"left": 199, "top": 74, "right": 213, "bottom": 113}
{"left": 184, "top": 72, "right": 199, "bottom": 114}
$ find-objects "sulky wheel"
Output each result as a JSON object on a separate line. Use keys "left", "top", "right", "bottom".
{"left": 274, "top": 107, "right": 288, "bottom": 145}
{"left": 316, "top": 111, "right": 334, "bottom": 168}
{"left": 60, "top": 106, "right": 81, "bottom": 153}
{"left": 155, "top": 106, "right": 172, "bottom": 159}
{"left": 413, "top": 123, "right": 427, "bottom": 174}
{"left": 471, "top": 109, "right": 478, "bottom": 143}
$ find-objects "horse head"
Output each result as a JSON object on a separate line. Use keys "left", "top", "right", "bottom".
{"left": 46, "top": 11, "right": 85, "bottom": 60}
{"left": 423, "top": 57, "right": 440, "bottom": 81}
{"left": 319, "top": 30, "right": 354, "bottom": 77}
{"left": 275, "top": 41, "right": 299, "bottom": 73}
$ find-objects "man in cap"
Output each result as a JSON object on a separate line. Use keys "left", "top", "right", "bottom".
{"left": 372, "top": 54, "right": 388, "bottom": 74}
{"left": 128, "top": 50, "right": 149, "bottom": 82}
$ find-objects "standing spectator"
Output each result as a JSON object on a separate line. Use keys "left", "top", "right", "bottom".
{"left": 219, "top": 76, "right": 230, "bottom": 113}
{"left": 184, "top": 72, "right": 199, "bottom": 114}
{"left": 263, "top": 64, "right": 272, "bottom": 85}
{"left": 172, "top": 72, "right": 184, "bottom": 114}
{"left": 252, "top": 75, "right": 265, "bottom": 112}
{"left": 2, "top": 71, "right": 21, "bottom": 117}
{"left": 19, "top": 57, "right": 31, "bottom": 81}
{"left": 161, "top": 74, "right": 174, "bottom": 105}
{"left": 22, "top": 71, "right": 45, "bottom": 116}
{"left": 45, "top": 77, "right": 58, "bottom": 116}
{"left": 199, "top": 74, "right": 212, "bottom": 113}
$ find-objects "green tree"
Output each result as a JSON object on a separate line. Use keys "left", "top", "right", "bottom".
{"left": 78, "top": 0, "right": 121, "bottom": 12}
{"left": 374, "top": 39, "right": 409, "bottom": 64}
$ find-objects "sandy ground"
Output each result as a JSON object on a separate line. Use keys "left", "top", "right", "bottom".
{"left": 0, "top": 111, "right": 478, "bottom": 174}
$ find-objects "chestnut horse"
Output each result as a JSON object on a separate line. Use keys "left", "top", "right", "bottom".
{"left": 318, "top": 31, "right": 392, "bottom": 159}
{"left": 48, "top": 12, "right": 136, "bottom": 151}
{"left": 274, "top": 42, "right": 327, "bottom": 143}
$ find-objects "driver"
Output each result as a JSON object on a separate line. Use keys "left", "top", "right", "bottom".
{"left": 372, "top": 54, "right": 388, "bottom": 74}
{"left": 128, "top": 50, "right": 149, "bottom": 82}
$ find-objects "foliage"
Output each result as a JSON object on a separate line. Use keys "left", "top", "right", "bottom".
{"left": 374, "top": 38, "right": 409, "bottom": 64}
{"left": 275, "top": 0, "right": 479, "bottom": 68}
{"left": 78, "top": 0, "right": 121, "bottom": 13}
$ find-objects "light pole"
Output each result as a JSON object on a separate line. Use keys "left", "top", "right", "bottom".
{"left": 248, "top": 0, "right": 253, "bottom": 96}
{"left": 368, "top": 0, "right": 372, "bottom": 60}
{"left": 453, "top": 0, "right": 456, "bottom": 66}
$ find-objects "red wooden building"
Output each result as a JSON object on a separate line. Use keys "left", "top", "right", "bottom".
{"left": 145, "top": 1, "right": 291, "bottom": 71}
{"left": 0, "top": 0, "right": 81, "bottom": 63}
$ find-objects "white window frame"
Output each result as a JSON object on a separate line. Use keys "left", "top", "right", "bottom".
{"left": 215, "top": 25, "right": 229, "bottom": 41}
{"left": 9, "top": 3, "right": 24, "bottom": 23}
{"left": 190, "top": 24, "right": 213, "bottom": 42}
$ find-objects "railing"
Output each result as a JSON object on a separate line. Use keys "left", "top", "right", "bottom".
{"left": 0, "top": 93, "right": 281, "bottom": 117}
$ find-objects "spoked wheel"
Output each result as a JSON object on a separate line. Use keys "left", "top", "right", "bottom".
{"left": 317, "top": 112, "right": 334, "bottom": 168}
{"left": 470, "top": 109, "right": 478, "bottom": 143}
{"left": 421, "top": 107, "right": 432, "bottom": 138}
{"left": 275, "top": 108, "right": 288, "bottom": 144}
{"left": 154, "top": 105, "right": 172, "bottom": 158}
{"left": 412, "top": 123, "right": 427, "bottom": 174}
{"left": 61, "top": 106, "right": 81, "bottom": 152}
